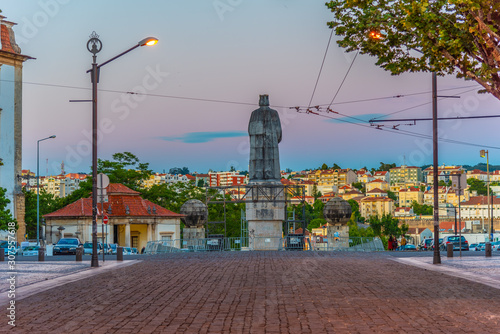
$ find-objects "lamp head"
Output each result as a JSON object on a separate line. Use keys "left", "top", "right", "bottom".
{"left": 49, "top": 135, "right": 56, "bottom": 139}
{"left": 369, "top": 30, "right": 383, "bottom": 40}
{"left": 139, "top": 37, "right": 158, "bottom": 47}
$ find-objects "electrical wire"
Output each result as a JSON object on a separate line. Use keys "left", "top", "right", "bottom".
{"left": 327, "top": 50, "right": 359, "bottom": 110}
{"left": 307, "top": 28, "right": 335, "bottom": 108}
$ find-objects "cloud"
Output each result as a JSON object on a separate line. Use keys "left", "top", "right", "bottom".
{"left": 326, "top": 113, "right": 388, "bottom": 124}
{"left": 159, "top": 131, "right": 247, "bottom": 143}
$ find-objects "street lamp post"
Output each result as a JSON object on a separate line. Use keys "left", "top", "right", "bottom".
{"left": 86, "top": 32, "right": 158, "bottom": 268}
{"left": 480, "top": 149, "right": 493, "bottom": 246}
{"left": 37, "top": 135, "right": 56, "bottom": 246}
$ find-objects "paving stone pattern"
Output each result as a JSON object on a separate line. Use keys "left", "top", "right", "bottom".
{"left": 3, "top": 252, "right": 500, "bottom": 333}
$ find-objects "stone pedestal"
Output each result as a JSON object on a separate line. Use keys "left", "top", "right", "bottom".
{"left": 183, "top": 227, "right": 205, "bottom": 249}
{"left": 246, "top": 184, "right": 285, "bottom": 250}
{"left": 326, "top": 225, "right": 350, "bottom": 250}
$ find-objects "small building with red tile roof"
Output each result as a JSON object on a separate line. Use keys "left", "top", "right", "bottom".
{"left": 44, "top": 183, "right": 184, "bottom": 250}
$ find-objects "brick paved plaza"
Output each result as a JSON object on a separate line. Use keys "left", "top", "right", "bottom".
{"left": 3, "top": 252, "right": 500, "bottom": 333}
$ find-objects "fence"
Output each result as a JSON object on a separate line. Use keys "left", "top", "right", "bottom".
{"left": 145, "top": 236, "right": 384, "bottom": 254}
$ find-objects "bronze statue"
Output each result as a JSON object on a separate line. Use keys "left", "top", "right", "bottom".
{"left": 248, "top": 95, "right": 282, "bottom": 183}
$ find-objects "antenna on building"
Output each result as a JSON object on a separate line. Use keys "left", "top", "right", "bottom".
{"left": 61, "top": 161, "right": 65, "bottom": 175}
{"left": 46, "top": 158, "right": 49, "bottom": 176}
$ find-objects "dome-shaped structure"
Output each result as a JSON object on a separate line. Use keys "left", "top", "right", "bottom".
{"left": 180, "top": 199, "right": 207, "bottom": 228}
{"left": 323, "top": 197, "right": 352, "bottom": 225}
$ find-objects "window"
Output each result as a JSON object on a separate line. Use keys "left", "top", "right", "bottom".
{"left": 161, "top": 235, "right": 172, "bottom": 241}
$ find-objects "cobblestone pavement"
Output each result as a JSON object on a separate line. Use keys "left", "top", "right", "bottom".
{"left": 2, "top": 252, "right": 500, "bottom": 333}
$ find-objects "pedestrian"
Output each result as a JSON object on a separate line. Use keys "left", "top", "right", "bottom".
{"left": 401, "top": 236, "right": 407, "bottom": 247}
{"left": 141, "top": 246, "right": 146, "bottom": 254}
{"left": 393, "top": 238, "right": 398, "bottom": 250}
{"left": 388, "top": 236, "right": 394, "bottom": 251}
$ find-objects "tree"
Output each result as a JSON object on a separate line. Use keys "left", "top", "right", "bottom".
{"left": 197, "top": 179, "right": 205, "bottom": 187}
{"left": 98, "top": 152, "right": 152, "bottom": 190}
{"left": 387, "top": 190, "right": 397, "bottom": 202}
{"left": 377, "top": 162, "right": 396, "bottom": 172}
{"left": 169, "top": 166, "right": 190, "bottom": 175}
{"left": 332, "top": 163, "right": 341, "bottom": 170}
{"left": 320, "top": 163, "right": 329, "bottom": 170}
{"left": 411, "top": 200, "right": 433, "bottom": 216}
{"left": 347, "top": 199, "right": 365, "bottom": 223}
{"left": 326, "top": 1, "right": 500, "bottom": 100}
{"left": 0, "top": 187, "right": 17, "bottom": 231}
{"left": 367, "top": 214, "right": 408, "bottom": 238}
{"left": 352, "top": 182, "right": 364, "bottom": 193}
{"left": 308, "top": 218, "right": 326, "bottom": 230}
{"left": 23, "top": 189, "right": 61, "bottom": 238}
{"left": 467, "top": 178, "right": 489, "bottom": 195}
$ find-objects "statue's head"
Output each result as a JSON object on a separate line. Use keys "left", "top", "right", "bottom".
{"left": 259, "top": 95, "right": 270, "bottom": 107}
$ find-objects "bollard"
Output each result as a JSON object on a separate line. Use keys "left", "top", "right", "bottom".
{"left": 485, "top": 243, "right": 492, "bottom": 257}
{"left": 76, "top": 246, "right": 83, "bottom": 262}
{"left": 117, "top": 247, "right": 123, "bottom": 261}
{"left": 447, "top": 243, "right": 453, "bottom": 258}
{"left": 0, "top": 248, "right": 4, "bottom": 261}
{"left": 38, "top": 247, "right": 45, "bottom": 262}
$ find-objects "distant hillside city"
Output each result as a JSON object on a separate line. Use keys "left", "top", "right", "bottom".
{"left": 20, "top": 162, "right": 500, "bottom": 229}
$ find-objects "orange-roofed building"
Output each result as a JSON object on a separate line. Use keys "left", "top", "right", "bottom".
{"left": 44, "top": 183, "right": 184, "bottom": 250}
{"left": 366, "top": 179, "right": 389, "bottom": 192}
{"left": 360, "top": 196, "right": 394, "bottom": 219}
{"left": 399, "top": 186, "right": 424, "bottom": 207}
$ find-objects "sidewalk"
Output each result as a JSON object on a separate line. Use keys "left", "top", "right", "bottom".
{"left": 2, "top": 252, "right": 500, "bottom": 333}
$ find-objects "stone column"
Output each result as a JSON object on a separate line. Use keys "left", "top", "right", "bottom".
{"left": 125, "top": 223, "right": 131, "bottom": 247}
{"left": 147, "top": 223, "right": 152, "bottom": 242}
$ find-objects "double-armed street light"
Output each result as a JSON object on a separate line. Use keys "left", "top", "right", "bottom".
{"left": 86, "top": 32, "right": 158, "bottom": 268}
{"left": 37, "top": 135, "right": 56, "bottom": 246}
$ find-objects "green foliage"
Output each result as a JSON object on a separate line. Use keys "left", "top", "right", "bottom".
{"left": 169, "top": 167, "right": 190, "bottom": 175}
{"left": 97, "top": 152, "right": 153, "bottom": 190}
{"left": 367, "top": 214, "right": 408, "bottom": 239}
{"left": 320, "top": 163, "right": 329, "bottom": 170}
{"left": 386, "top": 190, "right": 397, "bottom": 201}
{"left": 467, "top": 178, "right": 489, "bottom": 195}
{"left": 308, "top": 218, "right": 326, "bottom": 230}
{"left": 438, "top": 180, "right": 446, "bottom": 187}
{"left": 23, "top": 189, "right": 61, "bottom": 238}
{"left": 332, "top": 163, "right": 341, "bottom": 170}
{"left": 410, "top": 200, "right": 433, "bottom": 215}
{"left": 351, "top": 182, "right": 365, "bottom": 192}
{"left": 0, "top": 187, "right": 17, "bottom": 231}
{"left": 197, "top": 179, "right": 205, "bottom": 187}
{"left": 347, "top": 199, "right": 365, "bottom": 223}
{"left": 326, "top": 1, "right": 500, "bottom": 100}
{"left": 377, "top": 162, "right": 396, "bottom": 172}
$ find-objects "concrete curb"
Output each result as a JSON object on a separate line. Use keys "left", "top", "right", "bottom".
{"left": 0, "top": 260, "right": 141, "bottom": 306}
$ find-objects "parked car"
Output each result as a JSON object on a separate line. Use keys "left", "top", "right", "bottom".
{"left": 22, "top": 246, "right": 41, "bottom": 256}
{"left": 469, "top": 243, "right": 479, "bottom": 251}
{"left": 491, "top": 241, "right": 500, "bottom": 251}
{"left": 83, "top": 242, "right": 103, "bottom": 255}
{"left": 419, "top": 239, "right": 433, "bottom": 251}
{"left": 396, "top": 244, "right": 417, "bottom": 251}
{"left": 131, "top": 247, "right": 138, "bottom": 254}
{"left": 430, "top": 238, "right": 443, "bottom": 250}
{"left": 53, "top": 238, "right": 81, "bottom": 255}
{"left": 0, "top": 240, "right": 21, "bottom": 255}
{"left": 477, "top": 242, "right": 486, "bottom": 251}
{"left": 439, "top": 235, "right": 469, "bottom": 251}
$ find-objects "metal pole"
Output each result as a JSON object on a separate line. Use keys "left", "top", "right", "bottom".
{"left": 432, "top": 71, "right": 441, "bottom": 264}
{"left": 454, "top": 206, "right": 457, "bottom": 235}
{"left": 491, "top": 191, "right": 494, "bottom": 242}
{"left": 91, "top": 56, "right": 99, "bottom": 268}
{"left": 101, "top": 173, "right": 105, "bottom": 262}
{"left": 458, "top": 175, "right": 462, "bottom": 257}
{"left": 487, "top": 151, "right": 491, "bottom": 242}
{"left": 36, "top": 140, "right": 40, "bottom": 246}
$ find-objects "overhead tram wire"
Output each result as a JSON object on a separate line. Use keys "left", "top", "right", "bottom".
{"left": 307, "top": 28, "right": 335, "bottom": 109}
{"left": 326, "top": 50, "right": 359, "bottom": 111}
{"left": 0, "top": 79, "right": 479, "bottom": 110}
{"left": 308, "top": 111, "right": 500, "bottom": 150}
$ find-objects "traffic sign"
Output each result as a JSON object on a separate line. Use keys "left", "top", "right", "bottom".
{"left": 103, "top": 215, "right": 109, "bottom": 224}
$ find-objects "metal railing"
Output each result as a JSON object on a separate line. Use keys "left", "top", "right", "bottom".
{"left": 145, "top": 236, "right": 383, "bottom": 254}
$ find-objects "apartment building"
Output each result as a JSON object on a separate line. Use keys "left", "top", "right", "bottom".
{"left": 389, "top": 165, "right": 423, "bottom": 184}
